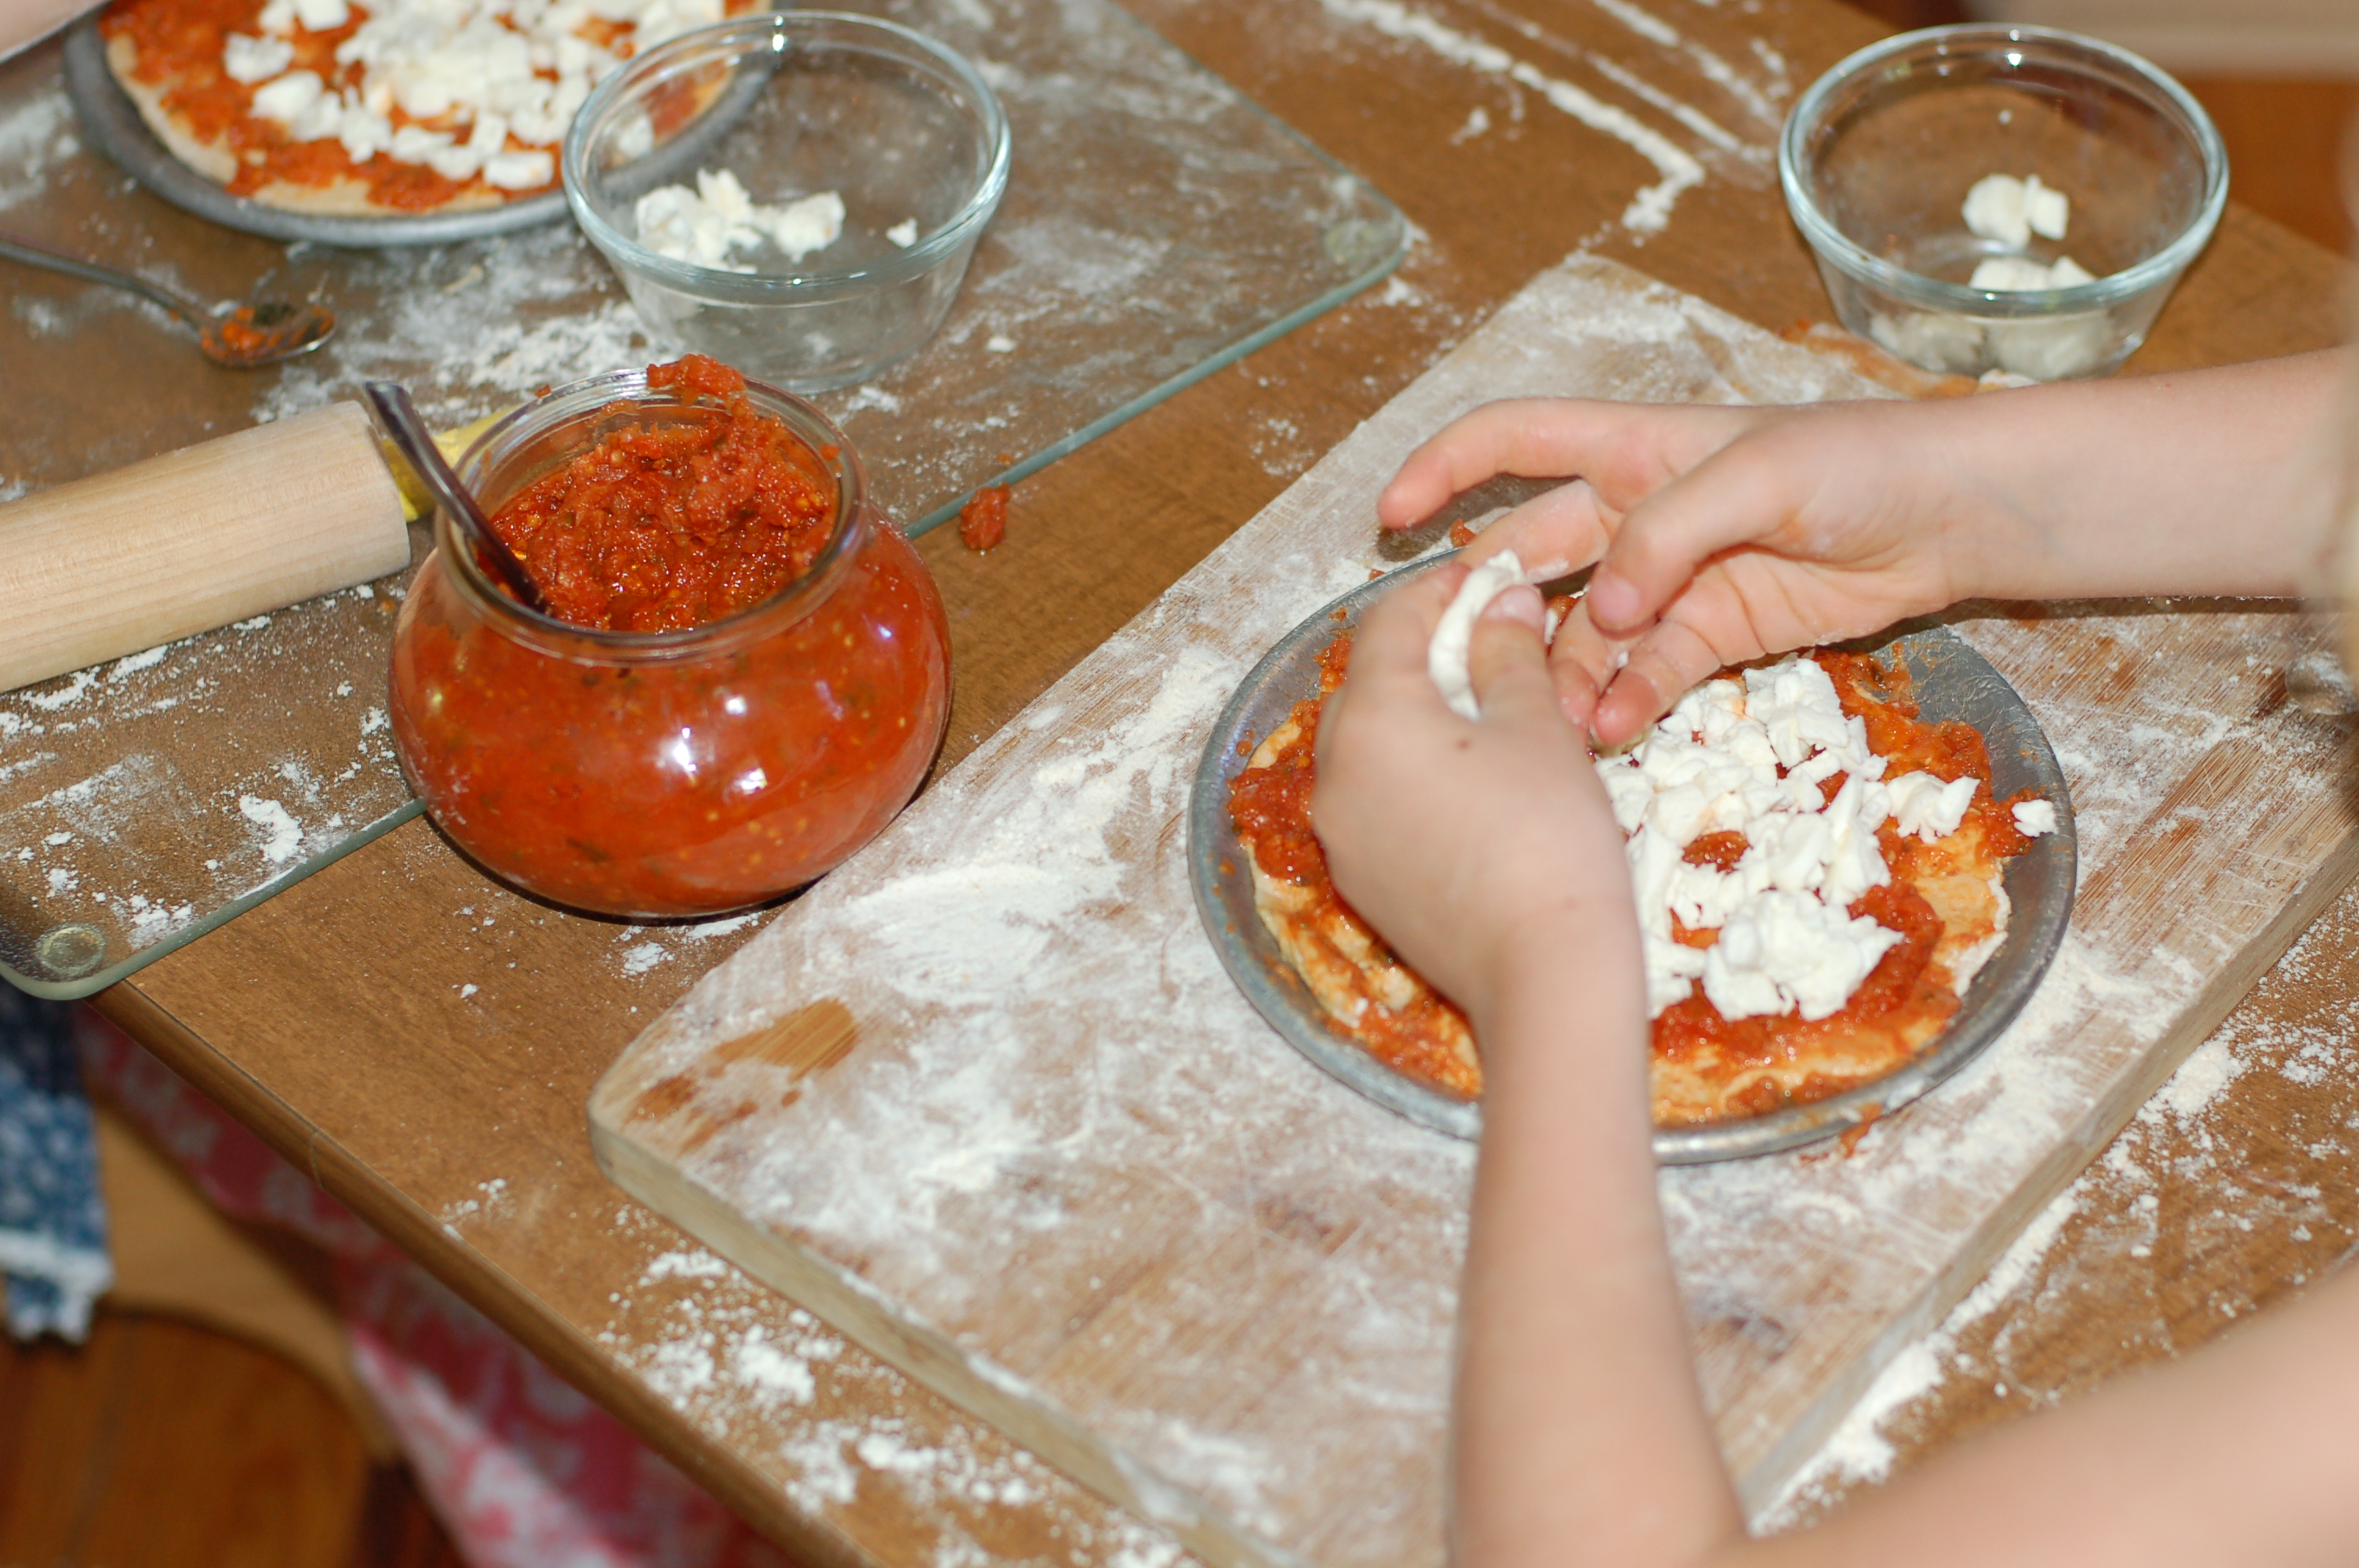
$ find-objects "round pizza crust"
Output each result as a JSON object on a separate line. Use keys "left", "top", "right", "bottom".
{"left": 107, "top": 31, "right": 518, "bottom": 217}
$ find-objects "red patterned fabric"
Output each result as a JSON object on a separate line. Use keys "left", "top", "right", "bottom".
{"left": 81, "top": 1014, "right": 789, "bottom": 1568}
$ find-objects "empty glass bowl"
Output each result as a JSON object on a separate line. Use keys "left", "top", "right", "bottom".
{"left": 564, "top": 12, "right": 1010, "bottom": 391}
{"left": 1780, "top": 25, "right": 2226, "bottom": 382}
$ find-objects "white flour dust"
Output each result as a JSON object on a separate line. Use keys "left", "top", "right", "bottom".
{"left": 591, "top": 1239, "right": 1172, "bottom": 1559}
{"left": 249, "top": 227, "right": 652, "bottom": 429}
{"left": 0, "top": 83, "right": 75, "bottom": 213}
{"left": 2, "top": 583, "right": 409, "bottom": 959}
{"left": 1322, "top": 0, "right": 1707, "bottom": 235}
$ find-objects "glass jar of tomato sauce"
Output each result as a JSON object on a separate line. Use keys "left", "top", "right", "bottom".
{"left": 388, "top": 367, "right": 951, "bottom": 919}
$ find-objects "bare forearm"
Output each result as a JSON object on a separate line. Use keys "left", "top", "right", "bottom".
{"left": 1935, "top": 350, "right": 2350, "bottom": 603}
{"left": 1455, "top": 913, "right": 1744, "bottom": 1568}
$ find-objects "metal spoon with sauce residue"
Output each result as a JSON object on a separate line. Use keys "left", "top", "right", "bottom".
{"left": 364, "top": 381, "right": 552, "bottom": 617}
{"left": 0, "top": 231, "right": 334, "bottom": 367}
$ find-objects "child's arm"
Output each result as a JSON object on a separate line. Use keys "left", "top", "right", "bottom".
{"left": 1379, "top": 350, "right": 2351, "bottom": 746}
{"left": 1314, "top": 569, "right": 2359, "bottom": 1568}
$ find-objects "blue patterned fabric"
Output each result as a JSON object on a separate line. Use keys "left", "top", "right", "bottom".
{"left": 0, "top": 987, "right": 110, "bottom": 1340}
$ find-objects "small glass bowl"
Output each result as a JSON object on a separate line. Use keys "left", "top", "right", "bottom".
{"left": 1780, "top": 25, "right": 2227, "bottom": 381}
{"left": 564, "top": 13, "right": 1010, "bottom": 392}
{"left": 387, "top": 368, "right": 952, "bottom": 919}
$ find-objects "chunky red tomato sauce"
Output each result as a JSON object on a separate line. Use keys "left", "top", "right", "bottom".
{"left": 485, "top": 356, "right": 840, "bottom": 633}
{"left": 388, "top": 356, "right": 951, "bottom": 917}
{"left": 957, "top": 486, "right": 1011, "bottom": 552}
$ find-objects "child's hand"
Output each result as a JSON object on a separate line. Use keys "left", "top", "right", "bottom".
{"left": 1312, "top": 564, "right": 1634, "bottom": 1030}
{"left": 1379, "top": 398, "right": 1978, "bottom": 747}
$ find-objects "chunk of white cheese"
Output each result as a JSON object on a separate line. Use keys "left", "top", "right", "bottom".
{"left": 768, "top": 191, "right": 847, "bottom": 263}
{"left": 1963, "top": 172, "right": 2069, "bottom": 249}
{"left": 2012, "top": 798, "right": 2058, "bottom": 837}
{"left": 633, "top": 169, "right": 846, "bottom": 272}
{"left": 1970, "top": 253, "right": 2096, "bottom": 292}
{"left": 250, "top": 69, "right": 327, "bottom": 124}
{"left": 223, "top": 32, "right": 296, "bottom": 83}
{"left": 1885, "top": 770, "right": 1978, "bottom": 843}
{"left": 1426, "top": 549, "right": 1536, "bottom": 721}
{"left": 886, "top": 218, "right": 920, "bottom": 247}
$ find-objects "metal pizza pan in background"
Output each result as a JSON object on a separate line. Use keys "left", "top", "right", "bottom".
{"left": 1187, "top": 552, "right": 2077, "bottom": 1164}
{"left": 63, "top": 17, "right": 766, "bottom": 247}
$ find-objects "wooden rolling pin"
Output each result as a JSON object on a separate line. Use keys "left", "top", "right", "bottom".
{"left": 0, "top": 403, "right": 411, "bottom": 693}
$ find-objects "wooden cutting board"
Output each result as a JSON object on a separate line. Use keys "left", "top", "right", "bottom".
{"left": 588, "top": 255, "right": 2359, "bottom": 1568}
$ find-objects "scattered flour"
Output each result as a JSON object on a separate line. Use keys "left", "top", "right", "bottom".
{"left": 237, "top": 795, "right": 305, "bottom": 864}
{"left": 1321, "top": 0, "right": 1706, "bottom": 235}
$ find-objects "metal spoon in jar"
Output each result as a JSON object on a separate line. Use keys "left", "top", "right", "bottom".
{"left": 0, "top": 230, "right": 334, "bottom": 368}
{"left": 365, "top": 382, "right": 553, "bottom": 616}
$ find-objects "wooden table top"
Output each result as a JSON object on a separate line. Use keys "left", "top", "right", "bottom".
{"left": 50, "top": 0, "right": 2356, "bottom": 1561}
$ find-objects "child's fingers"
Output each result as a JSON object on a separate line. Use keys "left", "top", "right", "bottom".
{"left": 1456, "top": 479, "right": 1613, "bottom": 582}
{"left": 1347, "top": 563, "right": 1470, "bottom": 686}
{"left": 1376, "top": 399, "right": 1647, "bottom": 531}
{"left": 1582, "top": 434, "right": 1810, "bottom": 636}
{"left": 1465, "top": 588, "right": 1557, "bottom": 722}
{"left": 1590, "top": 616, "right": 1731, "bottom": 747}
{"left": 1541, "top": 597, "right": 1624, "bottom": 730}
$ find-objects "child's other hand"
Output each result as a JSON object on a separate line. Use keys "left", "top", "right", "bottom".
{"left": 1312, "top": 564, "right": 1633, "bottom": 1029}
{"left": 1378, "top": 398, "right": 1974, "bottom": 748}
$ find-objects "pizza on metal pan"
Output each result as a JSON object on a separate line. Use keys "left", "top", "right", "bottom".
{"left": 1226, "top": 636, "right": 2057, "bottom": 1127}
{"left": 99, "top": 0, "right": 744, "bottom": 216}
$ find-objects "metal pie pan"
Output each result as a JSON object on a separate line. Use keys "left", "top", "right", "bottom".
{"left": 1187, "top": 552, "right": 2077, "bottom": 1163}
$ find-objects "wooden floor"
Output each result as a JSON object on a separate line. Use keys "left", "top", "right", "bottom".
{"left": 0, "top": 1311, "right": 463, "bottom": 1568}
{"left": 7, "top": 13, "right": 2350, "bottom": 1568}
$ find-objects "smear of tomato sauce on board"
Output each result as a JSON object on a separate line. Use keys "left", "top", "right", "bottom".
{"left": 958, "top": 485, "right": 1011, "bottom": 552}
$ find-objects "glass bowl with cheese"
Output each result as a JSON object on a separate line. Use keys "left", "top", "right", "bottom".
{"left": 564, "top": 12, "right": 1009, "bottom": 391}
{"left": 1779, "top": 25, "right": 2226, "bottom": 382}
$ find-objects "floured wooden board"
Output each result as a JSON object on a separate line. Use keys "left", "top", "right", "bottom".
{"left": 589, "top": 254, "right": 2359, "bottom": 1568}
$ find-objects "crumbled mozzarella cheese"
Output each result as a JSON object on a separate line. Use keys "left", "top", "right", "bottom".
{"left": 1962, "top": 172, "right": 2068, "bottom": 249}
{"left": 1969, "top": 254, "right": 2095, "bottom": 292}
{"left": 1885, "top": 770, "right": 1977, "bottom": 843}
{"left": 483, "top": 148, "right": 554, "bottom": 189}
{"left": 1596, "top": 654, "right": 1940, "bottom": 1022}
{"left": 1706, "top": 891, "right": 1903, "bottom": 1022}
{"left": 2012, "top": 799, "right": 2058, "bottom": 837}
{"left": 768, "top": 191, "right": 846, "bottom": 261}
{"left": 1427, "top": 550, "right": 1536, "bottom": 720}
{"left": 633, "top": 169, "right": 846, "bottom": 271}
{"left": 250, "top": 68, "right": 328, "bottom": 123}
{"left": 886, "top": 218, "right": 920, "bottom": 247}
{"left": 223, "top": 33, "right": 295, "bottom": 82}
{"left": 1867, "top": 309, "right": 1986, "bottom": 376}
{"left": 1985, "top": 310, "right": 2114, "bottom": 382}
{"left": 228, "top": 0, "right": 661, "bottom": 181}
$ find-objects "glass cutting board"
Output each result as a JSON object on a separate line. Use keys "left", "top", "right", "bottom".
{"left": 0, "top": 0, "right": 1405, "bottom": 997}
